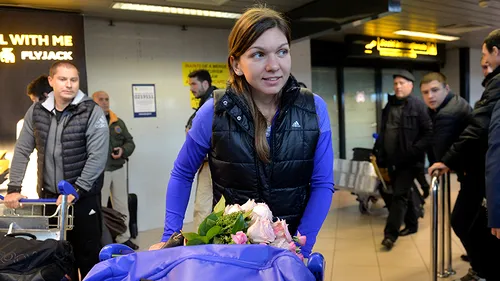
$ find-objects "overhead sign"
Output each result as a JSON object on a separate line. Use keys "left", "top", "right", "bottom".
{"left": 182, "top": 62, "right": 229, "bottom": 109}
{"left": 364, "top": 37, "right": 438, "bottom": 59}
{"left": 0, "top": 34, "right": 74, "bottom": 63}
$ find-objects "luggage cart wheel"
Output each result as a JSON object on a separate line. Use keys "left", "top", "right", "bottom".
{"left": 359, "top": 201, "right": 369, "bottom": 214}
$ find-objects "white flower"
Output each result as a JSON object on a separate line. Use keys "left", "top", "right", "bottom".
{"left": 250, "top": 203, "right": 273, "bottom": 223}
{"left": 241, "top": 199, "right": 257, "bottom": 213}
{"left": 247, "top": 217, "right": 276, "bottom": 243}
{"left": 224, "top": 204, "right": 242, "bottom": 215}
{"left": 270, "top": 237, "right": 289, "bottom": 250}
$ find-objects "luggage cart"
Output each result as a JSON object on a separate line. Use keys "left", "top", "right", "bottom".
{"left": 0, "top": 181, "right": 76, "bottom": 281}
{"left": 341, "top": 147, "right": 391, "bottom": 215}
{"left": 0, "top": 180, "right": 75, "bottom": 241}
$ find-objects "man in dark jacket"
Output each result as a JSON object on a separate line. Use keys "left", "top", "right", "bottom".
{"left": 185, "top": 70, "right": 217, "bottom": 227}
{"left": 5, "top": 61, "right": 109, "bottom": 280}
{"left": 374, "top": 70, "right": 433, "bottom": 250}
{"left": 420, "top": 72, "right": 479, "bottom": 280}
{"left": 430, "top": 29, "right": 500, "bottom": 280}
{"left": 93, "top": 90, "right": 138, "bottom": 250}
{"left": 185, "top": 70, "right": 217, "bottom": 132}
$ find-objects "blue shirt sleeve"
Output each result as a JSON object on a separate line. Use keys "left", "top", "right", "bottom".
{"left": 297, "top": 94, "right": 335, "bottom": 258}
{"left": 486, "top": 100, "right": 500, "bottom": 228}
{"left": 162, "top": 101, "right": 213, "bottom": 241}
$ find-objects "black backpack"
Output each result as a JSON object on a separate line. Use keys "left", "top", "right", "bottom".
{"left": 0, "top": 234, "right": 74, "bottom": 281}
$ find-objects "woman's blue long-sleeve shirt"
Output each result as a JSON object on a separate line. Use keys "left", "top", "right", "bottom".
{"left": 162, "top": 94, "right": 334, "bottom": 257}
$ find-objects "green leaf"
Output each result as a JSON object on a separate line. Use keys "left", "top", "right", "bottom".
{"left": 182, "top": 232, "right": 203, "bottom": 242}
{"left": 198, "top": 219, "right": 209, "bottom": 236}
{"left": 213, "top": 237, "right": 222, "bottom": 244}
{"left": 206, "top": 218, "right": 217, "bottom": 229}
{"left": 186, "top": 238, "right": 205, "bottom": 246}
{"left": 231, "top": 213, "right": 245, "bottom": 234}
{"left": 206, "top": 225, "right": 221, "bottom": 241}
{"left": 213, "top": 196, "right": 226, "bottom": 213}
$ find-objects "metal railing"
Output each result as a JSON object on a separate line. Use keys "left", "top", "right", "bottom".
{"left": 430, "top": 171, "right": 456, "bottom": 280}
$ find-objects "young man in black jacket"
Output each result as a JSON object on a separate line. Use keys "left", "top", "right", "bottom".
{"left": 430, "top": 30, "right": 500, "bottom": 281}
{"left": 374, "top": 70, "right": 433, "bottom": 250}
{"left": 420, "top": 73, "right": 480, "bottom": 280}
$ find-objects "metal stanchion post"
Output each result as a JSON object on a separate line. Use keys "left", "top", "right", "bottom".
{"left": 438, "top": 174, "right": 448, "bottom": 278}
{"left": 445, "top": 172, "right": 456, "bottom": 276}
{"left": 430, "top": 173, "right": 439, "bottom": 281}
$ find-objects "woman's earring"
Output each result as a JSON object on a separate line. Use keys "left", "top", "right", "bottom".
{"left": 235, "top": 70, "right": 242, "bottom": 76}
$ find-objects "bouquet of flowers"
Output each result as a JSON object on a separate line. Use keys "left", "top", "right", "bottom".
{"left": 181, "top": 196, "right": 307, "bottom": 260}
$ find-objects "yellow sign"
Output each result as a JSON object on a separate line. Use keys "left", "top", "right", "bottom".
{"left": 364, "top": 37, "right": 437, "bottom": 59}
{"left": 182, "top": 62, "right": 229, "bottom": 109}
{"left": 0, "top": 33, "right": 74, "bottom": 63}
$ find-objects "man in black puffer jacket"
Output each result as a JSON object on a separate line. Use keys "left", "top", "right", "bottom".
{"left": 420, "top": 72, "right": 479, "bottom": 279}
{"left": 421, "top": 73, "right": 471, "bottom": 169}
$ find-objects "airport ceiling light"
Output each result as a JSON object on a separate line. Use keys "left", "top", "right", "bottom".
{"left": 393, "top": 30, "right": 460, "bottom": 42}
{"left": 111, "top": 2, "right": 242, "bottom": 19}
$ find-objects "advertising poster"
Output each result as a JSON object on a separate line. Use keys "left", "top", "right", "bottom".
{"left": 181, "top": 62, "right": 229, "bottom": 109}
{"left": 0, "top": 8, "right": 86, "bottom": 192}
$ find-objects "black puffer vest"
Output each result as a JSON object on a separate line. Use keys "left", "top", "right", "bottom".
{"left": 32, "top": 100, "right": 95, "bottom": 196}
{"left": 209, "top": 77, "right": 320, "bottom": 234}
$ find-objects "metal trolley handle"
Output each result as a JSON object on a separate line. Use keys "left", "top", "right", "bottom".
{"left": 0, "top": 180, "right": 77, "bottom": 241}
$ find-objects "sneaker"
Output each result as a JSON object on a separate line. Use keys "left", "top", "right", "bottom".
{"left": 454, "top": 268, "right": 485, "bottom": 281}
{"left": 122, "top": 239, "right": 139, "bottom": 250}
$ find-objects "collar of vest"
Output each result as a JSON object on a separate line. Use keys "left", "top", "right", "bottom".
{"left": 214, "top": 75, "right": 306, "bottom": 137}
{"left": 215, "top": 75, "right": 302, "bottom": 115}
{"left": 41, "top": 90, "right": 87, "bottom": 113}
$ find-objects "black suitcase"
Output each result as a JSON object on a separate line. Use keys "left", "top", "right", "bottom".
{"left": 352, "top": 148, "right": 373, "bottom": 162}
{"left": 128, "top": 193, "right": 138, "bottom": 238}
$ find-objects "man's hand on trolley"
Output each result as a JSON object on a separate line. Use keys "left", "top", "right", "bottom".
{"left": 491, "top": 228, "right": 500, "bottom": 239}
{"left": 428, "top": 162, "right": 450, "bottom": 176}
{"left": 149, "top": 242, "right": 166, "bottom": 250}
{"left": 56, "top": 194, "right": 75, "bottom": 206}
{"left": 4, "top": 192, "right": 27, "bottom": 209}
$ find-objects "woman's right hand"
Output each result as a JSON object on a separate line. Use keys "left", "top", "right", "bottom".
{"left": 149, "top": 242, "right": 166, "bottom": 251}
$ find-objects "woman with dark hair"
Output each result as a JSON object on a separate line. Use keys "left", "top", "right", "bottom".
{"left": 150, "top": 7, "right": 334, "bottom": 258}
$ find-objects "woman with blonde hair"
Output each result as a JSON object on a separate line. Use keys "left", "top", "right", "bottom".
{"left": 150, "top": 7, "right": 334, "bottom": 258}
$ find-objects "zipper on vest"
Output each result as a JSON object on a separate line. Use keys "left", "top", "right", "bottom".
{"left": 41, "top": 111, "right": 52, "bottom": 194}
{"left": 53, "top": 118, "right": 61, "bottom": 191}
